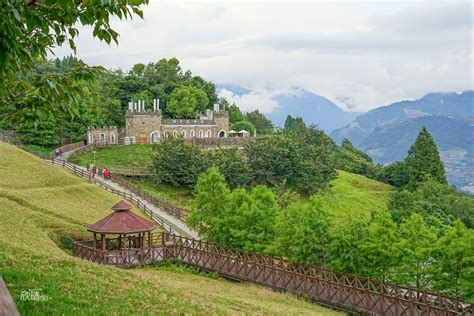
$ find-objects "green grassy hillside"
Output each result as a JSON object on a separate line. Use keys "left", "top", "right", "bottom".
{"left": 314, "top": 170, "right": 394, "bottom": 223}
{"left": 0, "top": 142, "right": 338, "bottom": 315}
{"left": 129, "top": 170, "right": 394, "bottom": 224}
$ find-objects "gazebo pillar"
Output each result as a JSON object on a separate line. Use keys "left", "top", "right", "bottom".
{"left": 93, "top": 232, "right": 97, "bottom": 249}
{"left": 148, "top": 231, "right": 152, "bottom": 248}
{"left": 101, "top": 234, "right": 105, "bottom": 251}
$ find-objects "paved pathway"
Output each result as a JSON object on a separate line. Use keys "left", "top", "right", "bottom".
{"left": 55, "top": 152, "right": 200, "bottom": 239}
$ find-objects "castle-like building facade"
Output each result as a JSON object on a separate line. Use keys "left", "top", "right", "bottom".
{"left": 87, "top": 99, "right": 229, "bottom": 145}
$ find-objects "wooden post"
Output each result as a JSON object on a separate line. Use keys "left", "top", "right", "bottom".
{"left": 148, "top": 231, "right": 152, "bottom": 248}
{"left": 93, "top": 232, "right": 97, "bottom": 249}
{"left": 101, "top": 234, "right": 105, "bottom": 251}
{"left": 118, "top": 234, "right": 122, "bottom": 250}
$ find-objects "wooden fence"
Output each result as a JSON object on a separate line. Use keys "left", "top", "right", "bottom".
{"left": 163, "top": 233, "right": 473, "bottom": 316}
{"left": 48, "top": 141, "right": 85, "bottom": 159}
{"left": 73, "top": 234, "right": 166, "bottom": 268}
{"left": 72, "top": 231, "right": 473, "bottom": 315}
{"left": 46, "top": 159, "right": 176, "bottom": 234}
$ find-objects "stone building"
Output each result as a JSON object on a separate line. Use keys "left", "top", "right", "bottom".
{"left": 88, "top": 99, "right": 229, "bottom": 145}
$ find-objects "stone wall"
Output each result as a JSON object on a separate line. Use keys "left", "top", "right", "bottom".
{"left": 87, "top": 126, "right": 119, "bottom": 145}
{"left": 125, "top": 110, "right": 162, "bottom": 144}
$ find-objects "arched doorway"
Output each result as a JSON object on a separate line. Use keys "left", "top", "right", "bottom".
{"left": 99, "top": 133, "right": 105, "bottom": 144}
{"left": 218, "top": 130, "right": 226, "bottom": 138}
{"left": 150, "top": 131, "right": 160, "bottom": 143}
{"left": 88, "top": 133, "right": 94, "bottom": 144}
{"left": 110, "top": 133, "right": 116, "bottom": 144}
{"left": 206, "top": 130, "right": 212, "bottom": 138}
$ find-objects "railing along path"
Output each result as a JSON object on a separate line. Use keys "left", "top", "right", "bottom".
{"left": 46, "top": 159, "right": 174, "bottom": 234}
{"left": 72, "top": 232, "right": 473, "bottom": 316}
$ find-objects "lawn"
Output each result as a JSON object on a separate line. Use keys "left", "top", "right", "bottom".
{"left": 69, "top": 144, "right": 154, "bottom": 168}
{"left": 0, "top": 142, "right": 339, "bottom": 315}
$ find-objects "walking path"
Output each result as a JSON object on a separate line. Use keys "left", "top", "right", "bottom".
{"left": 53, "top": 152, "right": 200, "bottom": 239}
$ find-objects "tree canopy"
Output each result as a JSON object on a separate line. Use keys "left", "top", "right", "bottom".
{"left": 0, "top": 0, "right": 147, "bottom": 124}
{"left": 167, "top": 86, "right": 209, "bottom": 118}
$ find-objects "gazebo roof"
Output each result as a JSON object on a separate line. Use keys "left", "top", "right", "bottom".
{"left": 87, "top": 200, "right": 157, "bottom": 234}
{"left": 111, "top": 200, "right": 132, "bottom": 211}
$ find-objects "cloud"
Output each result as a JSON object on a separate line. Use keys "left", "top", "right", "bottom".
{"left": 52, "top": 1, "right": 473, "bottom": 112}
{"left": 218, "top": 88, "right": 280, "bottom": 114}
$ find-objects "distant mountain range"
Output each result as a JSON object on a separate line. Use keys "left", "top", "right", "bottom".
{"left": 330, "top": 91, "right": 474, "bottom": 193}
{"left": 217, "top": 84, "right": 359, "bottom": 133}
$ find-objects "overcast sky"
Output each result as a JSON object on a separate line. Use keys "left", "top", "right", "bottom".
{"left": 54, "top": 1, "right": 473, "bottom": 113}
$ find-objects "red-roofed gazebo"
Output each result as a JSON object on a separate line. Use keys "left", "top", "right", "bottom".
{"left": 87, "top": 200, "right": 158, "bottom": 254}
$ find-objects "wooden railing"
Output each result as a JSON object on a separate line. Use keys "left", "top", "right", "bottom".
{"left": 109, "top": 175, "right": 188, "bottom": 221}
{"left": 46, "top": 159, "right": 175, "bottom": 234}
{"left": 163, "top": 233, "right": 473, "bottom": 316}
{"left": 98, "top": 165, "right": 151, "bottom": 177}
{"left": 72, "top": 231, "right": 473, "bottom": 315}
{"left": 185, "top": 137, "right": 252, "bottom": 147}
{"left": 48, "top": 141, "right": 85, "bottom": 159}
{"left": 73, "top": 234, "right": 166, "bottom": 268}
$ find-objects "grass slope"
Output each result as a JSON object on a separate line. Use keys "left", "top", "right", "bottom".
{"left": 314, "top": 170, "right": 394, "bottom": 224}
{"left": 0, "top": 142, "right": 338, "bottom": 315}
{"left": 69, "top": 144, "right": 153, "bottom": 168}
{"left": 130, "top": 171, "right": 394, "bottom": 225}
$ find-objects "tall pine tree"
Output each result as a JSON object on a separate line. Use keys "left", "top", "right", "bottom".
{"left": 405, "top": 127, "right": 447, "bottom": 190}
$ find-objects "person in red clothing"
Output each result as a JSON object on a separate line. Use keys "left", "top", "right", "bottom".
{"left": 103, "top": 168, "right": 110, "bottom": 179}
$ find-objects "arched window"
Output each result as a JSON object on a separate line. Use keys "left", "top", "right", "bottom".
{"left": 206, "top": 130, "right": 212, "bottom": 138}
{"left": 99, "top": 133, "right": 105, "bottom": 144}
{"left": 173, "top": 130, "right": 177, "bottom": 138}
{"left": 110, "top": 133, "right": 116, "bottom": 144}
{"left": 181, "top": 130, "right": 186, "bottom": 138}
{"left": 150, "top": 131, "right": 160, "bottom": 143}
{"left": 199, "top": 130, "right": 203, "bottom": 138}
{"left": 218, "top": 130, "right": 226, "bottom": 138}
{"left": 164, "top": 131, "right": 169, "bottom": 139}
{"left": 190, "top": 130, "right": 195, "bottom": 138}
{"left": 88, "top": 133, "right": 94, "bottom": 144}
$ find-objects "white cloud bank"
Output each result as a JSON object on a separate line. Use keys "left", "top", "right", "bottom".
{"left": 53, "top": 1, "right": 473, "bottom": 112}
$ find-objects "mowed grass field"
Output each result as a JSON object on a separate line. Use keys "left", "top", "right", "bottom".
{"left": 69, "top": 144, "right": 153, "bottom": 168}
{"left": 0, "top": 142, "right": 340, "bottom": 315}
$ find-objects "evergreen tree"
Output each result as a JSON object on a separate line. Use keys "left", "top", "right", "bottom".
{"left": 274, "top": 197, "right": 332, "bottom": 266}
{"left": 405, "top": 127, "right": 447, "bottom": 190}
{"left": 188, "top": 166, "right": 230, "bottom": 241}
{"left": 394, "top": 213, "right": 437, "bottom": 290}
{"left": 227, "top": 102, "right": 244, "bottom": 123}
{"left": 284, "top": 115, "right": 306, "bottom": 131}
{"left": 360, "top": 211, "right": 399, "bottom": 281}
{"left": 228, "top": 186, "right": 279, "bottom": 252}
{"left": 244, "top": 110, "right": 273, "bottom": 134}
{"left": 329, "top": 218, "right": 366, "bottom": 274}
{"left": 432, "top": 220, "right": 474, "bottom": 300}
